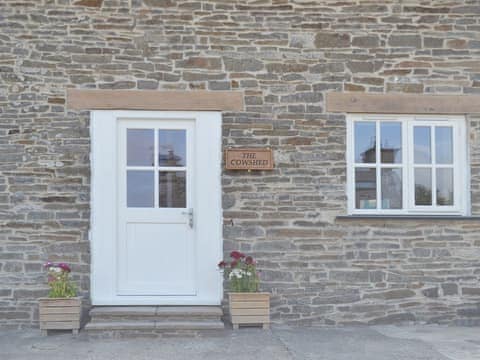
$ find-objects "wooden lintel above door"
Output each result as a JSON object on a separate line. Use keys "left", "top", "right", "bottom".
{"left": 67, "top": 89, "right": 244, "bottom": 111}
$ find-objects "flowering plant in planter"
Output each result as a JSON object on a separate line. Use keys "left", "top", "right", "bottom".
{"left": 218, "top": 251, "right": 270, "bottom": 329}
{"left": 44, "top": 261, "right": 77, "bottom": 298}
{"left": 218, "top": 251, "right": 259, "bottom": 293}
{"left": 39, "top": 261, "right": 81, "bottom": 335}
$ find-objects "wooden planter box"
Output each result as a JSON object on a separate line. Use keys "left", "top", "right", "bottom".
{"left": 228, "top": 292, "right": 270, "bottom": 329}
{"left": 39, "top": 297, "right": 81, "bottom": 335}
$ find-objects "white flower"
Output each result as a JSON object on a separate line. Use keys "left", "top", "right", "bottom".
{"left": 229, "top": 268, "right": 245, "bottom": 279}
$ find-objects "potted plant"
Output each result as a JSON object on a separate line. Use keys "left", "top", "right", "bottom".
{"left": 219, "top": 251, "right": 270, "bottom": 329}
{"left": 39, "top": 262, "right": 81, "bottom": 335}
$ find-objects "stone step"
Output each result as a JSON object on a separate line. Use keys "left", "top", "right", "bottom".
{"left": 89, "top": 306, "right": 223, "bottom": 321}
{"left": 85, "top": 320, "right": 225, "bottom": 331}
{"left": 85, "top": 306, "right": 225, "bottom": 334}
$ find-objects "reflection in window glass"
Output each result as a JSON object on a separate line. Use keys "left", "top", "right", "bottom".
{"left": 127, "top": 129, "right": 154, "bottom": 166}
{"left": 159, "top": 171, "right": 186, "bottom": 208}
{"left": 127, "top": 170, "right": 154, "bottom": 208}
{"left": 436, "top": 127, "right": 453, "bottom": 164}
{"left": 159, "top": 130, "right": 186, "bottom": 167}
{"left": 437, "top": 168, "right": 453, "bottom": 206}
{"left": 381, "top": 168, "right": 402, "bottom": 209}
{"left": 415, "top": 168, "right": 432, "bottom": 205}
{"left": 380, "top": 122, "right": 402, "bottom": 163}
{"left": 354, "top": 122, "right": 376, "bottom": 163}
{"left": 355, "top": 168, "right": 376, "bottom": 209}
{"left": 414, "top": 126, "right": 431, "bottom": 164}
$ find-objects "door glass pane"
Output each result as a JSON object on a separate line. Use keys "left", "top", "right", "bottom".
{"left": 436, "top": 127, "right": 453, "bottom": 164}
{"left": 355, "top": 122, "right": 376, "bottom": 163}
{"left": 127, "top": 129, "right": 154, "bottom": 166}
{"left": 127, "top": 170, "right": 154, "bottom": 208}
{"left": 415, "top": 168, "right": 432, "bottom": 205}
{"left": 159, "top": 171, "right": 186, "bottom": 208}
{"left": 414, "top": 126, "right": 431, "bottom": 164}
{"left": 158, "top": 130, "right": 186, "bottom": 167}
{"left": 355, "top": 168, "right": 376, "bottom": 209}
{"left": 437, "top": 168, "right": 454, "bottom": 206}
{"left": 381, "top": 168, "right": 402, "bottom": 209}
{"left": 380, "top": 122, "right": 402, "bottom": 163}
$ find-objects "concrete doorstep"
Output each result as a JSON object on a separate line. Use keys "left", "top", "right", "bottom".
{"left": 1, "top": 325, "right": 480, "bottom": 360}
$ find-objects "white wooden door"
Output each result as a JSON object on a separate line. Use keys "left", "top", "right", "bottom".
{"left": 117, "top": 120, "right": 195, "bottom": 295}
{"left": 90, "top": 111, "right": 222, "bottom": 305}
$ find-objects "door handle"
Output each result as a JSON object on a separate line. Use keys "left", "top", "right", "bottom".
{"left": 181, "top": 208, "right": 194, "bottom": 228}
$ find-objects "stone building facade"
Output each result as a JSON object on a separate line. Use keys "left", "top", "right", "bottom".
{"left": 1, "top": 0, "right": 480, "bottom": 329}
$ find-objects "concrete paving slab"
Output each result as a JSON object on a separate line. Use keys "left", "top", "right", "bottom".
{"left": 374, "top": 325, "right": 480, "bottom": 360}
{"left": 1, "top": 326, "right": 479, "bottom": 360}
{"left": 273, "top": 327, "right": 451, "bottom": 360}
{"left": 0, "top": 328, "right": 290, "bottom": 360}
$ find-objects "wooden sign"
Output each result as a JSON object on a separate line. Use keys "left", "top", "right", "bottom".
{"left": 225, "top": 148, "right": 274, "bottom": 170}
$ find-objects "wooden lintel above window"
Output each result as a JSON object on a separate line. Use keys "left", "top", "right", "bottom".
{"left": 67, "top": 89, "right": 244, "bottom": 111}
{"left": 326, "top": 92, "right": 480, "bottom": 114}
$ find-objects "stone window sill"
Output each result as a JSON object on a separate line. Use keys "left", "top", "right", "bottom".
{"left": 336, "top": 215, "right": 480, "bottom": 221}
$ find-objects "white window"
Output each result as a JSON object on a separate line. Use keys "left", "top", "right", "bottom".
{"left": 347, "top": 115, "right": 468, "bottom": 215}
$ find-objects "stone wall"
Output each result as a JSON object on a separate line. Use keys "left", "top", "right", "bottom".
{"left": 1, "top": 0, "right": 480, "bottom": 328}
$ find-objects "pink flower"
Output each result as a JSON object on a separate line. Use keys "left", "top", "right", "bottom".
{"left": 245, "top": 256, "right": 254, "bottom": 265}
{"left": 230, "top": 260, "right": 238, "bottom": 268}
{"left": 230, "top": 251, "right": 245, "bottom": 260}
{"left": 57, "top": 263, "right": 71, "bottom": 272}
{"left": 218, "top": 261, "right": 227, "bottom": 268}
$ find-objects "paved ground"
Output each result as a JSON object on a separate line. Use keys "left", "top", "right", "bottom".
{"left": 1, "top": 326, "right": 479, "bottom": 360}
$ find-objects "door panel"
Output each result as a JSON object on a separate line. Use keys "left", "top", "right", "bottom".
{"left": 117, "top": 119, "right": 195, "bottom": 296}
{"left": 119, "top": 222, "right": 194, "bottom": 295}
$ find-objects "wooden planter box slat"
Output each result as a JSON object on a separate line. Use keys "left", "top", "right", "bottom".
{"left": 40, "top": 298, "right": 81, "bottom": 307}
{"left": 40, "top": 307, "right": 80, "bottom": 314}
{"left": 231, "top": 308, "right": 269, "bottom": 316}
{"left": 231, "top": 315, "right": 270, "bottom": 324}
{"left": 40, "top": 321, "right": 79, "bottom": 329}
{"left": 39, "top": 297, "right": 81, "bottom": 335}
{"left": 40, "top": 313, "right": 80, "bottom": 321}
{"left": 229, "top": 292, "right": 270, "bottom": 330}
{"left": 229, "top": 293, "right": 269, "bottom": 301}
{"left": 231, "top": 301, "right": 269, "bottom": 309}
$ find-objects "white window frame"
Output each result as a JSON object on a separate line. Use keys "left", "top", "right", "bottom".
{"left": 346, "top": 114, "right": 469, "bottom": 216}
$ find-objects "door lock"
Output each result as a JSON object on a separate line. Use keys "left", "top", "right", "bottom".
{"left": 181, "top": 208, "right": 194, "bottom": 228}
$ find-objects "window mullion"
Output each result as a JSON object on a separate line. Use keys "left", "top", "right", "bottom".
{"left": 154, "top": 128, "right": 159, "bottom": 208}
{"left": 376, "top": 121, "right": 381, "bottom": 210}
{"left": 406, "top": 119, "right": 413, "bottom": 212}
{"left": 403, "top": 119, "right": 409, "bottom": 213}
{"left": 431, "top": 125, "right": 437, "bottom": 208}
{"left": 453, "top": 123, "right": 459, "bottom": 210}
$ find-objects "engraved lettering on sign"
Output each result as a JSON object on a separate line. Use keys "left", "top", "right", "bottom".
{"left": 225, "top": 149, "right": 274, "bottom": 170}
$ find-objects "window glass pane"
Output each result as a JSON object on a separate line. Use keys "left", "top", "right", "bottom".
{"left": 436, "top": 127, "right": 453, "bottom": 164}
{"left": 414, "top": 126, "right": 431, "bottom": 164}
{"left": 437, "top": 168, "right": 454, "bottom": 206}
{"left": 159, "top": 130, "right": 186, "bottom": 167}
{"left": 355, "top": 168, "right": 376, "bottom": 209}
{"left": 415, "top": 168, "right": 432, "bottom": 205}
{"left": 354, "top": 122, "right": 376, "bottom": 163}
{"left": 159, "top": 171, "right": 186, "bottom": 208}
{"left": 381, "top": 168, "right": 402, "bottom": 209}
{"left": 127, "top": 170, "right": 154, "bottom": 208}
{"left": 380, "top": 122, "right": 402, "bottom": 163}
{"left": 127, "top": 129, "right": 154, "bottom": 166}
